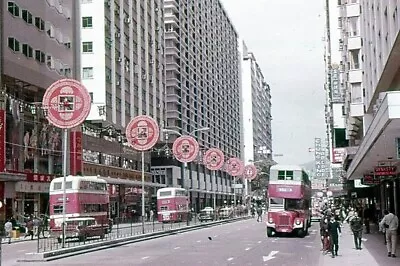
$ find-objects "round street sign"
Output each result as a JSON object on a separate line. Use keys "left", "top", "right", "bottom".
{"left": 226, "top": 157, "right": 244, "bottom": 177}
{"left": 172, "top": 135, "right": 200, "bottom": 163}
{"left": 203, "top": 148, "right": 225, "bottom": 171}
{"left": 125, "top": 115, "right": 159, "bottom": 151}
{"left": 243, "top": 164, "right": 258, "bottom": 180}
{"left": 42, "top": 79, "right": 91, "bottom": 129}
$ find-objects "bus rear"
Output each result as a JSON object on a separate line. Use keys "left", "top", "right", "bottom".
{"left": 266, "top": 165, "right": 312, "bottom": 238}
{"left": 157, "top": 188, "right": 189, "bottom": 222}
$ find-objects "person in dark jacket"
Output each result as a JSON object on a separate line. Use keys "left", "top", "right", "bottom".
{"left": 328, "top": 216, "right": 341, "bottom": 258}
{"left": 350, "top": 212, "right": 363, "bottom": 250}
{"left": 320, "top": 215, "right": 330, "bottom": 252}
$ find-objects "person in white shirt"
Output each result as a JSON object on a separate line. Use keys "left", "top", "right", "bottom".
{"left": 379, "top": 210, "right": 399, "bottom": 258}
{"left": 4, "top": 220, "right": 13, "bottom": 244}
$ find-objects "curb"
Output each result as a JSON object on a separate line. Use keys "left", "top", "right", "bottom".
{"left": 18, "top": 216, "right": 250, "bottom": 262}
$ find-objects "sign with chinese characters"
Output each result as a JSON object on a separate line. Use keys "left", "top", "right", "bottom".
{"left": 361, "top": 174, "right": 380, "bottom": 186}
{"left": 331, "top": 66, "right": 344, "bottom": 103}
{"left": 151, "top": 169, "right": 166, "bottom": 176}
{"left": 332, "top": 148, "right": 346, "bottom": 164}
{"left": 70, "top": 129, "right": 83, "bottom": 175}
{"left": 15, "top": 181, "right": 50, "bottom": 193}
{"left": 7, "top": 170, "right": 56, "bottom": 182}
{"left": 125, "top": 115, "right": 159, "bottom": 151}
{"left": 314, "top": 138, "right": 328, "bottom": 178}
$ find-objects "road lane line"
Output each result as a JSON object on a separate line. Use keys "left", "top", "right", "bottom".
{"left": 141, "top": 256, "right": 150, "bottom": 260}
{"left": 227, "top": 257, "right": 234, "bottom": 261}
{"left": 196, "top": 240, "right": 201, "bottom": 243}
{"left": 214, "top": 235, "right": 218, "bottom": 237}
{"left": 257, "top": 240, "right": 262, "bottom": 244}
{"left": 174, "top": 247, "right": 181, "bottom": 250}
{"left": 245, "top": 247, "right": 251, "bottom": 251}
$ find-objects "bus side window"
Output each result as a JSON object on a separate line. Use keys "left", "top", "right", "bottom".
{"left": 286, "top": 171, "right": 294, "bottom": 180}
{"left": 278, "top": 171, "right": 285, "bottom": 180}
{"left": 160, "top": 206, "right": 168, "bottom": 211}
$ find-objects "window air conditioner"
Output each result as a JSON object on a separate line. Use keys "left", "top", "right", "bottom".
{"left": 115, "top": 32, "right": 121, "bottom": 38}
{"left": 116, "top": 80, "right": 121, "bottom": 86}
{"left": 117, "top": 57, "right": 122, "bottom": 62}
{"left": 124, "top": 18, "right": 131, "bottom": 23}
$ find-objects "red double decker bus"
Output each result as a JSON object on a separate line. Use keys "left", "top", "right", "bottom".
{"left": 266, "top": 165, "right": 312, "bottom": 238}
{"left": 157, "top": 187, "right": 189, "bottom": 222}
{"left": 49, "top": 176, "right": 110, "bottom": 231}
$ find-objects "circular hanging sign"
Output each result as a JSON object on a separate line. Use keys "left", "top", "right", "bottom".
{"left": 172, "top": 135, "right": 199, "bottom": 163}
{"left": 226, "top": 157, "right": 244, "bottom": 177}
{"left": 203, "top": 148, "right": 225, "bottom": 171}
{"left": 125, "top": 115, "right": 159, "bottom": 151}
{"left": 243, "top": 164, "right": 258, "bottom": 180}
{"left": 42, "top": 79, "right": 91, "bottom": 129}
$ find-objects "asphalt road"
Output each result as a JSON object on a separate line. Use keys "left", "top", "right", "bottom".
{"left": 9, "top": 219, "right": 324, "bottom": 266}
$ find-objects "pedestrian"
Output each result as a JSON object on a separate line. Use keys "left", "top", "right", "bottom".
{"left": 379, "top": 210, "right": 399, "bottom": 258}
{"left": 4, "top": 219, "right": 13, "bottom": 244}
{"left": 350, "top": 211, "right": 363, "bottom": 250}
{"left": 328, "top": 216, "right": 341, "bottom": 258}
{"left": 320, "top": 215, "right": 330, "bottom": 253}
{"left": 256, "top": 206, "right": 262, "bottom": 222}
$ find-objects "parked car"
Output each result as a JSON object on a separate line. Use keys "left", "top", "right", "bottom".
{"left": 50, "top": 217, "right": 107, "bottom": 243}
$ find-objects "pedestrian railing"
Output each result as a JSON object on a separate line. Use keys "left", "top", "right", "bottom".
{"left": 36, "top": 212, "right": 248, "bottom": 253}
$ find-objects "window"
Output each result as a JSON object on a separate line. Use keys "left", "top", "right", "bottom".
{"left": 277, "top": 170, "right": 285, "bottom": 180}
{"left": 82, "top": 16, "right": 93, "bottom": 28}
{"left": 45, "top": 22, "right": 55, "bottom": 38}
{"left": 159, "top": 191, "right": 172, "bottom": 197}
{"left": 82, "top": 41, "right": 93, "bottom": 53}
{"left": 22, "top": 9, "right": 33, "bottom": 24}
{"left": 35, "top": 50, "right": 45, "bottom": 63}
{"left": 46, "top": 55, "right": 54, "bottom": 69}
{"left": 8, "top": 37, "right": 20, "bottom": 52}
{"left": 89, "top": 92, "right": 93, "bottom": 103}
{"left": 53, "top": 205, "right": 63, "bottom": 214}
{"left": 82, "top": 67, "right": 94, "bottom": 79}
{"left": 34, "top": 17, "right": 45, "bottom": 31}
{"left": 269, "top": 198, "right": 284, "bottom": 205}
{"left": 52, "top": 182, "right": 62, "bottom": 190}
{"left": 286, "top": 171, "right": 294, "bottom": 180}
{"left": 7, "top": 2, "right": 20, "bottom": 16}
{"left": 22, "top": 44, "right": 33, "bottom": 57}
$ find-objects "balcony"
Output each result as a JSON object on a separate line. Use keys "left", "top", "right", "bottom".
{"left": 348, "top": 36, "right": 361, "bottom": 50}
{"left": 349, "top": 69, "right": 362, "bottom": 83}
{"left": 165, "top": 45, "right": 179, "bottom": 57}
{"left": 164, "top": 0, "right": 178, "bottom": 13}
{"left": 166, "top": 93, "right": 181, "bottom": 103}
{"left": 346, "top": 3, "right": 360, "bottom": 17}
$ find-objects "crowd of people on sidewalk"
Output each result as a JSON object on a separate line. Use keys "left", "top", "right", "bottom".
{"left": 319, "top": 202, "right": 399, "bottom": 259}
{"left": 3, "top": 214, "right": 48, "bottom": 244}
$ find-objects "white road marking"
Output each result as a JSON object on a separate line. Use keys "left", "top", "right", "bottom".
{"left": 257, "top": 240, "right": 262, "bottom": 244}
{"left": 227, "top": 257, "right": 234, "bottom": 261}
{"left": 174, "top": 247, "right": 180, "bottom": 250}
{"left": 245, "top": 247, "right": 251, "bottom": 251}
{"left": 141, "top": 256, "right": 150, "bottom": 260}
{"left": 214, "top": 235, "right": 218, "bottom": 237}
{"left": 196, "top": 240, "right": 201, "bottom": 243}
{"left": 305, "top": 245, "right": 313, "bottom": 248}
{"left": 362, "top": 238, "right": 367, "bottom": 242}
{"left": 263, "top": 251, "right": 279, "bottom": 262}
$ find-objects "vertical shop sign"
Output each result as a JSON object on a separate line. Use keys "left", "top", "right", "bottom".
{"left": 70, "top": 128, "right": 83, "bottom": 175}
{"left": 0, "top": 109, "right": 5, "bottom": 171}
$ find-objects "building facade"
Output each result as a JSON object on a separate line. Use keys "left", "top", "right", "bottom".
{"left": 0, "top": 0, "right": 80, "bottom": 222}
{"left": 78, "top": 0, "right": 166, "bottom": 218}
{"left": 151, "top": 0, "right": 242, "bottom": 211}
{"left": 238, "top": 40, "right": 272, "bottom": 194}
{"left": 342, "top": 0, "right": 400, "bottom": 217}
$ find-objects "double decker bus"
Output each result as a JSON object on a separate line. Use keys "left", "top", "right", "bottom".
{"left": 157, "top": 187, "right": 189, "bottom": 222}
{"left": 266, "top": 165, "right": 312, "bottom": 238}
{"left": 49, "top": 176, "right": 111, "bottom": 232}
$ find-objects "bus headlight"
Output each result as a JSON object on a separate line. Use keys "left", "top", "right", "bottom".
{"left": 268, "top": 218, "right": 273, "bottom": 223}
{"left": 295, "top": 219, "right": 301, "bottom": 225}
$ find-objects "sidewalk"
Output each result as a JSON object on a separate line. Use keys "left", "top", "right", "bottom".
{"left": 318, "top": 225, "right": 397, "bottom": 266}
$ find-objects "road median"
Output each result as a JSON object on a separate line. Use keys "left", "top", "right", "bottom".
{"left": 17, "top": 216, "right": 250, "bottom": 262}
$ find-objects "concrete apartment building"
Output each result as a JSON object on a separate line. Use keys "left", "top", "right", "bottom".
{"left": 151, "top": 0, "right": 241, "bottom": 211}
{"left": 0, "top": 0, "right": 79, "bottom": 221}
{"left": 78, "top": 0, "right": 166, "bottom": 216}
{"left": 340, "top": 0, "right": 400, "bottom": 216}
{"left": 239, "top": 40, "right": 272, "bottom": 194}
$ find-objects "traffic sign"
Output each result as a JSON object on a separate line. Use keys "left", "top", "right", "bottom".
{"left": 42, "top": 79, "right": 91, "bottom": 129}
{"left": 203, "top": 148, "right": 225, "bottom": 171}
{"left": 126, "top": 115, "right": 159, "bottom": 151}
{"left": 243, "top": 164, "right": 257, "bottom": 180}
{"left": 226, "top": 157, "right": 244, "bottom": 177}
{"left": 172, "top": 135, "right": 199, "bottom": 163}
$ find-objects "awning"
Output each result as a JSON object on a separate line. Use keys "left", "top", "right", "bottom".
{"left": 347, "top": 92, "right": 400, "bottom": 180}
{"left": 0, "top": 172, "right": 26, "bottom": 182}
{"left": 100, "top": 176, "right": 166, "bottom": 188}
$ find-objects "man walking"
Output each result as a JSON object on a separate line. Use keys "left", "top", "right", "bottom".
{"left": 4, "top": 219, "right": 13, "bottom": 244}
{"left": 328, "top": 216, "right": 341, "bottom": 258}
{"left": 350, "top": 212, "right": 363, "bottom": 250}
{"left": 379, "top": 210, "right": 399, "bottom": 258}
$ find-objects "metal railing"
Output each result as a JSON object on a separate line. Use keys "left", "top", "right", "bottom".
{"left": 36, "top": 211, "right": 248, "bottom": 253}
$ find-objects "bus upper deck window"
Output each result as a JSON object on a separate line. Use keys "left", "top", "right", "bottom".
{"left": 65, "top": 181, "right": 73, "bottom": 189}
{"left": 53, "top": 182, "right": 62, "bottom": 190}
{"left": 277, "top": 171, "right": 285, "bottom": 180}
{"left": 286, "top": 171, "right": 294, "bottom": 180}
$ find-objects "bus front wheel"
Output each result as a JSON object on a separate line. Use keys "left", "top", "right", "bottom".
{"left": 266, "top": 228, "right": 274, "bottom": 237}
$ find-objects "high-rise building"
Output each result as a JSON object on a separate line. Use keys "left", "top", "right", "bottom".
{"left": 78, "top": 0, "right": 167, "bottom": 215}
{"left": 151, "top": 0, "right": 242, "bottom": 211}
{"left": 343, "top": 0, "right": 400, "bottom": 215}
{"left": 80, "top": 0, "right": 165, "bottom": 126}
{"left": 238, "top": 40, "right": 272, "bottom": 193}
{"left": 0, "top": 0, "right": 80, "bottom": 221}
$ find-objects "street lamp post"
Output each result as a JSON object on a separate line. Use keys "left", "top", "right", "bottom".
{"left": 162, "top": 127, "right": 210, "bottom": 222}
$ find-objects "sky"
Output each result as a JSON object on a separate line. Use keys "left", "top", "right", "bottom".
{"left": 221, "top": 0, "right": 327, "bottom": 165}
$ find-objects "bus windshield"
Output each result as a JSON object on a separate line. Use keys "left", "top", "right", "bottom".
{"left": 285, "top": 199, "right": 303, "bottom": 210}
